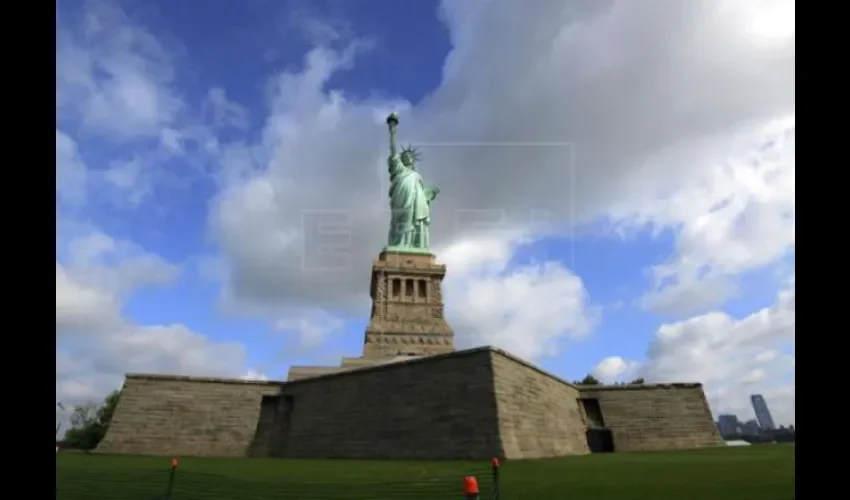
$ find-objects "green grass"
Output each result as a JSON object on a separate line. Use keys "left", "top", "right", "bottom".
{"left": 56, "top": 444, "right": 794, "bottom": 500}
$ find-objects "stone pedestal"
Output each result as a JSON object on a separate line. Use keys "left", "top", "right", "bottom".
{"left": 362, "top": 250, "right": 455, "bottom": 358}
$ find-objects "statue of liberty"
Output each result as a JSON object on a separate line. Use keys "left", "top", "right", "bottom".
{"left": 384, "top": 112, "right": 439, "bottom": 251}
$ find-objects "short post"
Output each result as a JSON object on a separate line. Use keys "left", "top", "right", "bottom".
{"left": 491, "top": 457, "right": 501, "bottom": 500}
{"left": 163, "top": 457, "right": 179, "bottom": 500}
{"left": 464, "top": 475, "right": 480, "bottom": 500}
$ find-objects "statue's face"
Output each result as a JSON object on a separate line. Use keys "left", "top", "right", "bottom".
{"left": 400, "top": 151, "right": 414, "bottom": 166}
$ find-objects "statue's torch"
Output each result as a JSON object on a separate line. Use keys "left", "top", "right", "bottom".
{"left": 387, "top": 112, "right": 399, "bottom": 156}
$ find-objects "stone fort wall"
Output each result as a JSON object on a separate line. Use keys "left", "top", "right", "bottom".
{"left": 97, "top": 347, "right": 721, "bottom": 459}
{"left": 99, "top": 348, "right": 505, "bottom": 459}
{"left": 580, "top": 384, "right": 723, "bottom": 451}
{"left": 96, "top": 375, "right": 282, "bottom": 457}
{"left": 490, "top": 352, "right": 588, "bottom": 458}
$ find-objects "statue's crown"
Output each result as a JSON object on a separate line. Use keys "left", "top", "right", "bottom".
{"left": 400, "top": 145, "right": 421, "bottom": 162}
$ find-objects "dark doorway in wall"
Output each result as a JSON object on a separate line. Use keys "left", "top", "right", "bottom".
{"left": 280, "top": 395, "right": 294, "bottom": 437}
{"left": 249, "top": 395, "right": 280, "bottom": 457}
{"left": 249, "top": 395, "right": 295, "bottom": 458}
{"left": 581, "top": 398, "right": 614, "bottom": 453}
{"left": 581, "top": 398, "right": 606, "bottom": 428}
{"left": 586, "top": 428, "right": 615, "bottom": 453}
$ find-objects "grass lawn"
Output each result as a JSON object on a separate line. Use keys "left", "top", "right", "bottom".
{"left": 56, "top": 444, "right": 794, "bottom": 500}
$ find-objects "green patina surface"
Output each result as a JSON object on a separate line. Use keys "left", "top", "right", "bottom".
{"left": 385, "top": 112, "right": 440, "bottom": 252}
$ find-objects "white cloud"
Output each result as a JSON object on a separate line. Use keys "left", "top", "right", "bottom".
{"left": 56, "top": 1, "right": 228, "bottom": 214}
{"left": 754, "top": 350, "right": 778, "bottom": 364}
{"left": 56, "top": 229, "right": 250, "bottom": 408}
{"left": 57, "top": 0, "right": 183, "bottom": 139}
{"left": 205, "top": 1, "right": 794, "bottom": 361}
{"left": 159, "top": 127, "right": 185, "bottom": 154}
{"left": 440, "top": 233, "right": 598, "bottom": 360}
{"left": 103, "top": 157, "right": 153, "bottom": 206}
{"left": 56, "top": 263, "right": 121, "bottom": 334}
{"left": 740, "top": 0, "right": 796, "bottom": 44}
{"left": 593, "top": 356, "right": 640, "bottom": 384}
{"left": 65, "top": 231, "right": 180, "bottom": 294}
{"left": 55, "top": 0, "right": 795, "bottom": 403}
{"left": 204, "top": 88, "right": 250, "bottom": 130}
{"left": 275, "top": 310, "right": 345, "bottom": 349}
{"left": 618, "top": 117, "right": 796, "bottom": 314}
{"left": 56, "top": 130, "right": 87, "bottom": 205}
{"left": 56, "top": 0, "right": 258, "bottom": 402}
{"left": 240, "top": 370, "right": 269, "bottom": 381}
{"left": 622, "top": 275, "right": 795, "bottom": 425}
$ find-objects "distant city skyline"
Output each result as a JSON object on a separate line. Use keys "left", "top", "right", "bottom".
{"left": 715, "top": 394, "right": 788, "bottom": 438}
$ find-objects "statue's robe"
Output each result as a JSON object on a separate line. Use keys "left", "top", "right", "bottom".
{"left": 387, "top": 154, "right": 432, "bottom": 248}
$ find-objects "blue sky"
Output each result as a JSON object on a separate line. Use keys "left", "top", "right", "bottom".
{"left": 56, "top": 0, "right": 795, "bottom": 425}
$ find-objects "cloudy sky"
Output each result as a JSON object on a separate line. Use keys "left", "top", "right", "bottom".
{"left": 56, "top": 0, "right": 795, "bottom": 426}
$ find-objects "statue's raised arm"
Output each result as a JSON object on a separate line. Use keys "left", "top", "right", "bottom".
{"left": 386, "top": 112, "right": 399, "bottom": 158}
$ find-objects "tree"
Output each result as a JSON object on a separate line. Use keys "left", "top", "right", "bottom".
{"left": 575, "top": 374, "right": 601, "bottom": 385}
{"left": 575, "top": 375, "right": 645, "bottom": 386}
{"left": 62, "top": 390, "right": 121, "bottom": 450}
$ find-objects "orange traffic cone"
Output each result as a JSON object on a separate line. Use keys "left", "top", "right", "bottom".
{"left": 463, "top": 475, "right": 480, "bottom": 499}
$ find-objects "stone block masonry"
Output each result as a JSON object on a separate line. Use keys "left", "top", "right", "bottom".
{"left": 362, "top": 250, "right": 455, "bottom": 358}
{"left": 580, "top": 384, "right": 723, "bottom": 451}
{"left": 97, "top": 375, "right": 283, "bottom": 457}
{"left": 98, "top": 347, "right": 722, "bottom": 459}
{"left": 100, "top": 348, "right": 504, "bottom": 459}
{"left": 269, "top": 348, "right": 504, "bottom": 460}
{"left": 491, "top": 353, "right": 589, "bottom": 458}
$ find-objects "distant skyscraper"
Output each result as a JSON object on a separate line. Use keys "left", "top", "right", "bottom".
{"left": 750, "top": 394, "right": 776, "bottom": 430}
{"left": 741, "top": 419, "right": 761, "bottom": 436}
{"left": 716, "top": 414, "right": 740, "bottom": 436}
